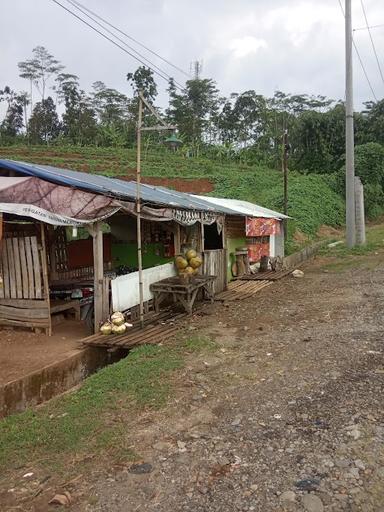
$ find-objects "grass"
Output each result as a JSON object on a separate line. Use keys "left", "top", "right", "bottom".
{"left": 319, "top": 223, "right": 384, "bottom": 272}
{"left": 0, "top": 335, "right": 217, "bottom": 475}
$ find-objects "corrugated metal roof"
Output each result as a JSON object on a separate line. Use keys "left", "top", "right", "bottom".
{"left": 0, "top": 159, "right": 287, "bottom": 219}
{"left": 193, "top": 195, "right": 289, "bottom": 219}
{"left": 0, "top": 159, "right": 237, "bottom": 214}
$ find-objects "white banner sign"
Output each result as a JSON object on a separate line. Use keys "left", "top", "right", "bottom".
{"left": 0, "top": 203, "right": 120, "bottom": 226}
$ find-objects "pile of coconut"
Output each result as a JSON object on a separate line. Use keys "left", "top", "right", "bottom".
{"left": 100, "top": 311, "right": 133, "bottom": 335}
{"left": 175, "top": 249, "right": 202, "bottom": 278}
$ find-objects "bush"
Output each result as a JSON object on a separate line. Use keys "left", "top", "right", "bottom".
{"left": 260, "top": 175, "right": 345, "bottom": 236}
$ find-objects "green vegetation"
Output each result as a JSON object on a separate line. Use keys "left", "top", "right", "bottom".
{"left": 0, "top": 145, "right": 345, "bottom": 245}
{"left": 0, "top": 345, "right": 181, "bottom": 471}
{"left": 319, "top": 222, "right": 384, "bottom": 272}
{"left": 0, "top": 335, "right": 218, "bottom": 474}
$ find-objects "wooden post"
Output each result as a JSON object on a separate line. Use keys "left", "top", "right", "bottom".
{"left": 93, "top": 222, "right": 104, "bottom": 333}
{"left": 174, "top": 222, "right": 181, "bottom": 255}
{"left": 136, "top": 93, "right": 145, "bottom": 328}
{"left": 200, "top": 219, "right": 205, "bottom": 253}
{"left": 40, "top": 223, "right": 52, "bottom": 336}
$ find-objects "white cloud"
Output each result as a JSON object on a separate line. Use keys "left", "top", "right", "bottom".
{"left": 228, "top": 36, "right": 267, "bottom": 58}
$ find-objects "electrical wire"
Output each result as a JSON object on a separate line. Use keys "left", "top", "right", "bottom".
{"left": 69, "top": 0, "right": 191, "bottom": 79}
{"left": 64, "top": 0, "right": 186, "bottom": 89}
{"left": 337, "top": 0, "right": 378, "bottom": 101}
{"left": 50, "top": 0, "right": 185, "bottom": 90}
{"left": 354, "top": 23, "right": 384, "bottom": 32}
{"left": 360, "top": 0, "right": 384, "bottom": 86}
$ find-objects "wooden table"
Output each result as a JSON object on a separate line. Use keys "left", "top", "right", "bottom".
{"left": 150, "top": 275, "right": 216, "bottom": 315}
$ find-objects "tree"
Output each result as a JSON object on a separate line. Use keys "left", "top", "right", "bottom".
{"left": 0, "top": 87, "right": 25, "bottom": 140}
{"left": 92, "top": 81, "right": 130, "bottom": 126}
{"left": 167, "top": 77, "right": 220, "bottom": 147}
{"left": 28, "top": 96, "right": 61, "bottom": 143}
{"left": 127, "top": 66, "right": 157, "bottom": 100}
{"left": 18, "top": 60, "right": 39, "bottom": 116}
{"left": 61, "top": 81, "right": 97, "bottom": 145}
{"left": 18, "top": 46, "right": 64, "bottom": 103}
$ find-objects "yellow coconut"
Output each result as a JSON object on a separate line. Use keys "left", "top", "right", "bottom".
{"left": 189, "top": 256, "right": 202, "bottom": 269}
{"left": 175, "top": 255, "right": 188, "bottom": 270}
{"left": 185, "top": 249, "right": 197, "bottom": 261}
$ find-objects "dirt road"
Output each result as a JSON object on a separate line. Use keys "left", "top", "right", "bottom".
{"left": 72, "top": 254, "right": 384, "bottom": 512}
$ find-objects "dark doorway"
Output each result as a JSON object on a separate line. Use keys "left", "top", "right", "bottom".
{"left": 204, "top": 222, "right": 223, "bottom": 250}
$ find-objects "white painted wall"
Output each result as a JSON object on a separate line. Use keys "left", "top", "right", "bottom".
{"left": 111, "top": 262, "right": 176, "bottom": 312}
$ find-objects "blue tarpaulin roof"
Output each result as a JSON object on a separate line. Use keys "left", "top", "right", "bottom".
{"left": 0, "top": 159, "right": 286, "bottom": 219}
{"left": 0, "top": 159, "right": 238, "bottom": 214}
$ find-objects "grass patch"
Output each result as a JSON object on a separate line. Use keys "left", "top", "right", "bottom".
{"left": 184, "top": 335, "right": 218, "bottom": 353}
{"left": 0, "top": 344, "right": 182, "bottom": 471}
{"left": 0, "top": 334, "right": 217, "bottom": 476}
{"left": 319, "top": 223, "right": 384, "bottom": 272}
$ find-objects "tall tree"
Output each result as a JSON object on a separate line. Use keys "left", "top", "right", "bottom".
{"left": 127, "top": 66, "right": 158, "bottom": 100}
{"left": 167, "top": 77, "right": 220, "bottom": 147}
{"left": 0, "top": 87, "right": 25, "bottom": 139}
{"left": 18, "top": 46, "right": 64, "bottom": 103}
{"left": 28, "top": 96, "right": 61, "bottom": 143}
{"left": 61, "top": 81, "right": 97, "bottom": 145}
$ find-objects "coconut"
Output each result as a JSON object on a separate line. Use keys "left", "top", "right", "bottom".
{"left": 175, "top": 255, "right": 188, "bottom": 270}
{"left": 111, "top": 311, "right": 125, "bottom": 326}
{"left": 186, "top": 249, "right": 197, "bottom": 261}
{"left": 112, "top": 323, "right": 126, "bottom": 335}
{"left": 100, "top": 322, "right": 112, "bottom": 335}
{"left": 189, "top": 256, "right": 202, "bottom": 269}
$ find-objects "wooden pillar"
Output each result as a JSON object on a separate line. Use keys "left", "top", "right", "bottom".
{"left": 174, "top": 222, "right": 181, "bottom": 255}
{"left": 40, "top": 223, "right": 52, "bottom": 336}
{"left": 92, "top": 222, "right": 104, "bottom": 333}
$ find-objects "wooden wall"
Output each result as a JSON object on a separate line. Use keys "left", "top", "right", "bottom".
{"left": 0, "top": 233, "right": 51, "bottom": 333}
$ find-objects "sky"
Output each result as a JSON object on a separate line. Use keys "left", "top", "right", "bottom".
{"left": 1, "top": 0, "right": 384, "bottom": 113}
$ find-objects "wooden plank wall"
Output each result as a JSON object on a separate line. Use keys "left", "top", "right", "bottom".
{"left": 0, "top": 235, "right": 50, "bottom": 332}
{"left": 225, "top": 216, "right": 246, "bottom": 238}
{"left": 203, "top": 249, "right": 227, "bottom": 294}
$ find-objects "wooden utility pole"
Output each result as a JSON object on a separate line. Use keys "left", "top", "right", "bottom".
{"left": 136, "top": 94, "right": 144, "bottom": 328}
{"left": 282, "top": 129, "right": 289, "bottom": 241}
{"left": 135, "top": 92, "right": 177, "bottom": 329}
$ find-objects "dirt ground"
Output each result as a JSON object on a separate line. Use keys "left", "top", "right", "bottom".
{"left": 2, "top": 252, "right": 384, "bottom": 511}
{"left": 0, "top": 320, "right": 90, "bottom": 385}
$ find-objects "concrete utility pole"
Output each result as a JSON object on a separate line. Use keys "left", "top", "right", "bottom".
{"left": 345, "top": 0, "right": 356, "bottom": 248}
{"left": 282, "top": 129, "right": 289, "bottom": 241}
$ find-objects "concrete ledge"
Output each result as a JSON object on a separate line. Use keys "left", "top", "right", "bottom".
{"left": 283, "top": 240, "right": 327, "bottom": 269}
{"left": 0, "top": 347, "right": 122, "bottom": 419}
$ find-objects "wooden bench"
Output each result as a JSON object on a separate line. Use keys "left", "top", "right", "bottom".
{"left": 50, "top": 300, "right": 81, "bottom": 321}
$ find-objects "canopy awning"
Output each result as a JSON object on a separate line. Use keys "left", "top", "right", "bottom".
{"left": 0, "top": 176, "right": 121, "bottom": 226}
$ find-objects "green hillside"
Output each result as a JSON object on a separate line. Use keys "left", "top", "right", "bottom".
{"left": 0, "top": 145, "right": 345, "bottom": 246}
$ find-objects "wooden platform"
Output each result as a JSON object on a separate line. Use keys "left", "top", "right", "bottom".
{"left": 81, "top": 307, "right": 188, "bottom": 349}
{"left": 216, "top": 280, "right": 272, "bottom": 301}
{"left": 82, "top": 277, "right": 273, "bottom": 349}
{"left": 235, "top": 269, "right": 293, "bottom": 281}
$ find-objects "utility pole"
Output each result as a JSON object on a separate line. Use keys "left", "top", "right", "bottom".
{"left": 136, "top": 93, "right": 144, "bottom": 328}
{"left": 135, "top": 91, "right": 176, "bottom": 328}
{"left": 282, "top": 129, "right": 289, "bottom": 241}
{"left": 345, "top": 0, "right": 356, "bottom": 248}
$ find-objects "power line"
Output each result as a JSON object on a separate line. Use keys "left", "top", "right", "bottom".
{"left": 50, "top": 0, "right": 185, "bottom": 90}
{"left": 69, "top": 0, "right": 191, "bottom": 80}
{"left": 63, "top": 0, "right": 186, "bottom": 89}
{"left": 360, "top": 0, "right": 384, "bottom": 86}
{"left": 337, "top": 0, "right": 378, "bottom": 101}
{"left": 354, "top": 23, "right": 384, "bottom": 32}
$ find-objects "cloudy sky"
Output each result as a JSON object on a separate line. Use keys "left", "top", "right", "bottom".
{"left": 1, "top": 0, "right": 384, "bottom": 110}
